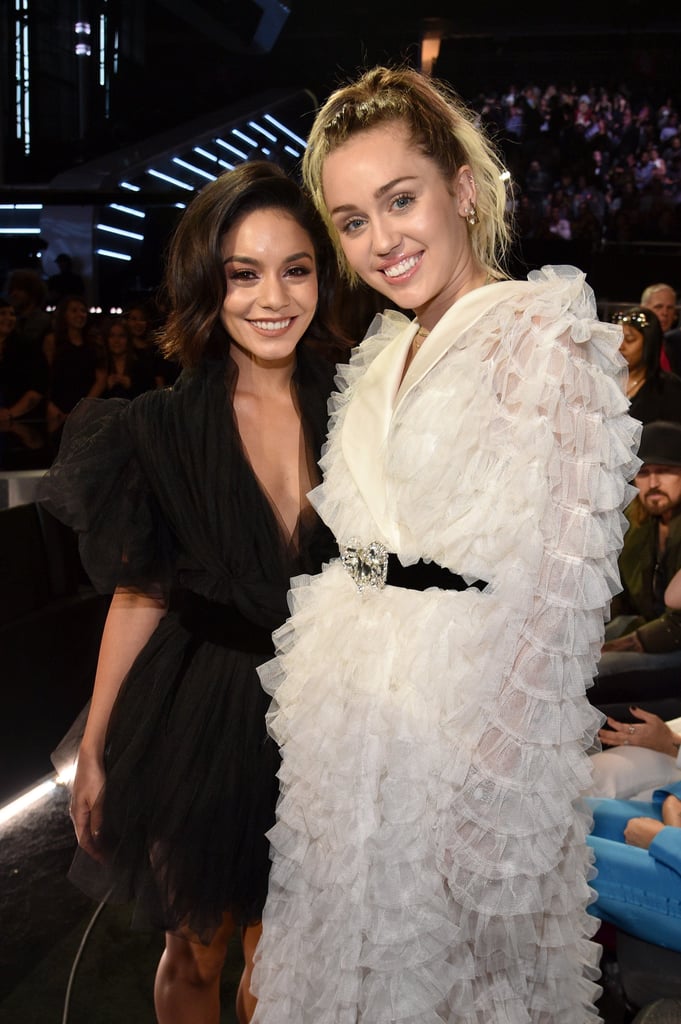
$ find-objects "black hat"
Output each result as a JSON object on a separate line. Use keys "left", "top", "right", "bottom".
{"left": 638, "top": 420, "right": 681, "bottom": 468}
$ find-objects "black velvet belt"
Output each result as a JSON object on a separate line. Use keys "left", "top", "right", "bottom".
{"left": 177, "top": 589, "right": 276, "bottom": 655}
{"left": 386, "top": 554, "right": 487, "bottom": 593}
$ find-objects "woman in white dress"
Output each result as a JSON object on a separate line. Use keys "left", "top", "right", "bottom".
{"left": 251, "top": 66, "right": 640, "bottom": 1023}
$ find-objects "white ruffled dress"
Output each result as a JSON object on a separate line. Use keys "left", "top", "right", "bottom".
{"left": 251, "top": 266, "right": 641, "bottom": 1024}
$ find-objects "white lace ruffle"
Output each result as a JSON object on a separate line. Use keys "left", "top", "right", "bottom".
{"left": 252, "top": 266, "right": 640, "bottom": 1023}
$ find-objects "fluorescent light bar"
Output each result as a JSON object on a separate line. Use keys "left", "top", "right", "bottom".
{"left": 172, "top": 157, "right": 216, "bottom": 181}
{"left": 193, "top": 146, "right": 218, "bottom": 162}
{"left": 284, "top": 145, "right": 300, "bottom": 158}
{"left": 96, "top": 223, "right": 144, "bottom": 240}
{"left": 263, "top": 114, "right": 307, "bottom": 149}
{"left": 109, "top": 203, "right": 145, "bottom": 218}
{"left": 96, "top": 248, "right": 132, "bottom": 261}
{"left": 232, "top": 128, "right": 257, "bottom": 147}
{"left": 0, "top": 203, "right": 42, "bottom": 210}
{"left": 119, "top": 181, "right": 141, "bottom": 192}
{"left": 0, "top": 227, "right": 41, "bottom": 234}
{"left": 147, "top": 168, "right": 194, "bottom": 191}
{"left": 248, "top": 121, "right": 277, "bottom": 142}
{"left": 215, "top": 138, "right": 247, "bottom": 160}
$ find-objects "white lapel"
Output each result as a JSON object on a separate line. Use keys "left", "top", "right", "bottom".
{"left": 340, "top": 280, "right": 528, "bottom": 548}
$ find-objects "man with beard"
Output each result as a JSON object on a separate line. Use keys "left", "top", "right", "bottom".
{"left": 590, "top": 420, "right": 681, "bottom": 720}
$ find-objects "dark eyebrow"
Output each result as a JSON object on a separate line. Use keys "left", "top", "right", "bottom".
{"left": 223, "top": 250, "right": 314, "bottom": 266}
{"left": 329, "top": 176, "right": 418, "bottom": 216}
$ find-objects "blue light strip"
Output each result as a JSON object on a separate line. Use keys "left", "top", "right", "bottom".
{"left": 172, "top": 157, "right": 217, "bottom": 181}
{"left": 119, "top": 181, "right": 141, "bottom": 192}
{"left": 147, "top": 168, "right": 195, "bottom": 191}
{"left": 96, "top": 223, "right": 144, "bottom": 240}
{"left": 96, "top": 248, "right": 132, "bottom": 261}
{"left": 193, "top": 146, "right": 218, "bottom": 162}
{"left": 248, "top": 121, "right": 277, "bottom": 142}
{"left": 232, "top": 128, "right": 257, "bottom": 147}
{"left": 263, "top": 114, "right": 307, "bottom": 149}
{"left": 215, "top": 138, "right": 248, "bottom": 160}
{"left": 109, "top": 203, "right": 145, "bottom": 218}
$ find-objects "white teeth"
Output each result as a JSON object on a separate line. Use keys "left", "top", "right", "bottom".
{"left": 251, "top": 319, "right": 292, "bottom": 331}
{"left": 383, "top": 254, "right": 420, "bottom": 278}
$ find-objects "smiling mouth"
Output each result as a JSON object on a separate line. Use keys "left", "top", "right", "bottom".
{"left": 382, "top": 254, "right": 422, "bottom": 279}
{"left": 249, "top": 318, "right": 293, "bottom": 331}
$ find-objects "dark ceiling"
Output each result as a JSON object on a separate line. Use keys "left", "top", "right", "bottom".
{"left": 113, "top": 0, "right": 676, "bottom": 151}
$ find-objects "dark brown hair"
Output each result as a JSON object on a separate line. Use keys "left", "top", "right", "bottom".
{"left": 158, "top": 160, "right": 347, "bottom": 368}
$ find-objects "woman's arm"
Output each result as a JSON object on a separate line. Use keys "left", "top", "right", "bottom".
{"left": 665, "top": 569, "right": 681, "bottom": 610}
{"left": 87, "top": 365, "right": 108, "bottom": 399}
{"left": 72, "top": 586, "right": 167, "bottom": 859}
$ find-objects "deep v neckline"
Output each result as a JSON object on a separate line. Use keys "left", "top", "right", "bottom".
{"left": 229, "top": 374, "right": 319, "bottom": 553}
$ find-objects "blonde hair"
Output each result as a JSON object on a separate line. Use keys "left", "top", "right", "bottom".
{"left": 302, "top": 65, "right": 513, "bottom": 284}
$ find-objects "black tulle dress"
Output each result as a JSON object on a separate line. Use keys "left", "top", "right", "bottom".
{"left": 38, "top": 345, "right": 337, "bottom": 940}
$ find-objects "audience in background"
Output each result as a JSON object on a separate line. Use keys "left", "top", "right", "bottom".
{"left": 42, "top": 295, "right": 106, "bottom": 430}
{"left": 7, "top": 269, "right": 51, "bottom": 349}
{"left": 611, "top": 306, "right": 681, "bottom": 425}
{"left": 101, "top": 316, "right": 153, "bottom": 400}
{"left": 46, "top": 253, "right": 85, "bottom": 306}
{"left": 589, "top": 421, "right": 681, "bottom": 721}
{"left": 0, "top": 296, "right": 48, "bottom": 423}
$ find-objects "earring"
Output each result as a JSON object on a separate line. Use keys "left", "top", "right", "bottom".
{"left": 466, "top": 203, "right": 479, "bottom": 226}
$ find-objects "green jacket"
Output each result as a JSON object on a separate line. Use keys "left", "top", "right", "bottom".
{"left": 612, "top": 501, "right": 681, "bottom": 652}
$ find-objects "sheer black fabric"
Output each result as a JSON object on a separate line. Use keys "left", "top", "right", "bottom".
{"left": 38, "top": 343, "right": 337, "bottom": 938}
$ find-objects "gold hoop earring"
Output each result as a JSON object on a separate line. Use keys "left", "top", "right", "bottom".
{"left": 466, "top": 203, "right": 479, "bottom": 226}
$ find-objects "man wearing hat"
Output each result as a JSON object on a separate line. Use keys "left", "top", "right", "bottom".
{"left": 590, "top": 420, "right": 681, "bottom": 719}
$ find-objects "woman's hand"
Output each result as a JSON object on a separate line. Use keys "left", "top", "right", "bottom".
{"left": 70, "top": 748, "right": 107, "bottom": 862}
{"left": 598, "top": 706, "right": 680, "bottom": 756}
{"left": 662, "top": 793, "right": 681, "bottom": 828}
{"left": 602, "top": 631, "right": 644, "bottom": 653}
{"left": 624, "top": 816, "right": 665, "bottom": 849}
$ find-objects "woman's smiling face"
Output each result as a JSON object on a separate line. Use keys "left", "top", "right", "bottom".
{"left": 322, "top": 120, "right": 476, "bottom": 328}
{"left": 219, "top": 207, "right": 318, "bottom": 369}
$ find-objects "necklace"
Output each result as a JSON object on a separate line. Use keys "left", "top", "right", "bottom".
{"left": 412, "top": 325, "right": 430, "bottom": 353}
{"left": 627, "top": 369, "right": 646, "bottom": 396}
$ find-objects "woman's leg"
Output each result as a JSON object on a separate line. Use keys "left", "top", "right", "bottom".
{"left": 588, "top": 833, "right": 681, "bottom": 953}
{"left": 154, "top": 913, "right": 236, "bottom": 1024}
{"left": 236, "top": 923, "right": 262, "bottom": 1023}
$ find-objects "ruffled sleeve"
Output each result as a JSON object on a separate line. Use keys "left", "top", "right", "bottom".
{"left": 38, "top": 396, "right": 177, "bottom": 595}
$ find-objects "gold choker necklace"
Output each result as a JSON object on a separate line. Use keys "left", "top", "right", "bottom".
{"left": 412, "top": 325, "right": 430, "bottom": 352}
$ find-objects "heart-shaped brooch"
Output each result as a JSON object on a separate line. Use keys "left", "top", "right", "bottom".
{"left": 340, "top": 538, "right": 389, "bottom": 592}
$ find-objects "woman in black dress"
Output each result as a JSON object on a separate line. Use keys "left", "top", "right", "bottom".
{"left": 612, "top": 305, "right": 681, "bottom": 424}
{"left": 39, "top": 161, "right": 347, "bottom": 1023}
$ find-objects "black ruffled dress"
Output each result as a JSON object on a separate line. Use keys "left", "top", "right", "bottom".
{"left": 39, "top": 345, "right": 337, "bottom": 940}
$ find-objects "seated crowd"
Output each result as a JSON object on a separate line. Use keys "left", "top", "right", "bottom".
{"left": 0, "top": 269, "right": 179, "bottom": 468}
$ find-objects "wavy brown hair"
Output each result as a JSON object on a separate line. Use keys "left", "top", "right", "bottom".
{"left": 158, "top": 160, "right": 348, "bottom": 368}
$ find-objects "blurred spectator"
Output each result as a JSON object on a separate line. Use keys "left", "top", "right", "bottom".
{"left": 46, "top": 253, "right": 85, "bottom": 305}
{"left": 0, "top": 296, "right": 48, "bottom": 423}
{"left": 6, "top": 268, "right": 51, "bottom": 348}
{"left": 43, "top": 295, "right": 106, "bottom": 429}
{"left": 101, "top": 316, "right": 153, "bottom": 399}
{"left": 589, "top": 421, "right": 681, "bottom": 720}
{"left": 123, "top": 301, "right": 167, "bottom": 389}
{"left": 611, "top": 307, "right": 681, "bottom": 424}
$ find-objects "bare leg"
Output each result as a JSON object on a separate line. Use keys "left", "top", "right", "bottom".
{"left": 236, "top": 922, "right": 262, "bottom": 1023}
{"left": 154, "top": 913, "right": 236, "bottom": 1024}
